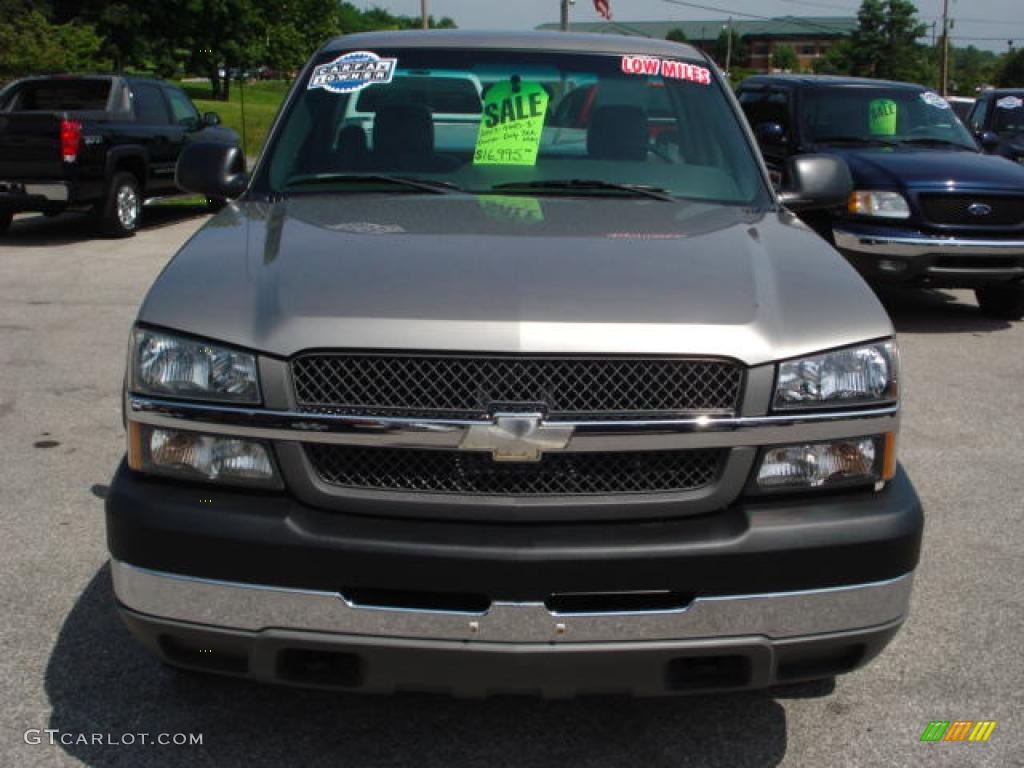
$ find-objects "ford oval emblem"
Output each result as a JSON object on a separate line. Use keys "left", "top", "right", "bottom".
{"left": 968, "top": 202, "right": 993, "bottom": 217}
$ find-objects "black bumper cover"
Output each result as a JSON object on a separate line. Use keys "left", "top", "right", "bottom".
{"left": 106, "top": 460, "right": 923, "bottom": 601}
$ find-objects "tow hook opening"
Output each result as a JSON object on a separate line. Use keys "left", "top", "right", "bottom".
{"left": 545, "top": 590, "right": 695, "bottom": 615}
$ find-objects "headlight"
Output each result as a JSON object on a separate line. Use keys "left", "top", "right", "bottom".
{"left": 132, "top": 328, "right": 260, "bottom": 403}
{"left": 848, "top": 190, "right": 910, "bottom": 219}
{"left": 128, "top": 424, "right": 281, "bottom": 488}
{"left": 774, "top": 340, "right": 898, "bottom": 411}
{"left": 754, "top": 436, "right": 888, "bottom": 493}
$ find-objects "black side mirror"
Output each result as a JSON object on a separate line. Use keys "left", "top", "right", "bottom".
{"left": 203, "top": 112, "right": 221, "bottom": 127}
{"left": 778, "top": 154, "right": 852, "bottom": 212}
{"left": 176, "top": 142, "right": 247, "bottom": 199}
{"left": 755, "top": 121, "right": 787, "bottom": 146}
{"left": 977, "top": 130, "right": 1000, "bottom": 151}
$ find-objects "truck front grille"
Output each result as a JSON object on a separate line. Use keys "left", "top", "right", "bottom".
{"left": 291, "top": 353, "right": 742, "bottom": 419}
{"left": 919, "top": 194, "right": 1024, "bottom": 227}
{"left": 305, "top": 444, "right": 726, "bottom": 496}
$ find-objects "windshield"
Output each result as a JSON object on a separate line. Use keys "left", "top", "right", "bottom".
{"left": 992, "top": 95, "right": 1024, "bottom": 136}
{"left": 255, "top": 47, "right": 769, "bottom": 206}
{"left": 801, "top": 85, "right": 976, "bottom": 149}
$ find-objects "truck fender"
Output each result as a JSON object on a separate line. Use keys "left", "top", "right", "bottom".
{"left": 104, "top": 147, "right": 150, "bottom": 192}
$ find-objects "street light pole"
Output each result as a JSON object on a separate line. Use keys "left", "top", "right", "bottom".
{"left": 560, "top": 0, "right": 571, "bottom": 32}
{"left": 421, "top": 0, "right": 429, "bottom": 29}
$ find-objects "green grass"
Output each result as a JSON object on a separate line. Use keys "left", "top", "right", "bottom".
{"left": 179, "top": 80, "right": 291, "bottom": 158}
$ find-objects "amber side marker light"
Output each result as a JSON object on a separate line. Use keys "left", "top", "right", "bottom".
{"left": 127, "top": 421, "right": 145, "bottom": 471}
{"left": 882, "top": 432, "right": 898, "bottom": 482}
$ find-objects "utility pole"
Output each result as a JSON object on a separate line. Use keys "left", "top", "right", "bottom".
{"left": 939, "top": 0, "right": 950, "bottom": 96}
{"left": 725, "top": 17, "right": 734, "bottom": 77}
{"left": 421, "top": 0, "right": 428, "bottom": 29}
{"left": 560, "top": 0, "right": 571, "bottom": 32}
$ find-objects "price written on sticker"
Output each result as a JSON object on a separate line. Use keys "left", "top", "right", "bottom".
{"left": 474, "top": 80, "right": 550, "bottom": 166}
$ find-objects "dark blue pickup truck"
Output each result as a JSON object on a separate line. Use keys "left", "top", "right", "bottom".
{"left": 966, "top": 88, "right": 1024, "bottom": 165}
{"left": 738, "top": 75, "right": 1024, "bottom": 320}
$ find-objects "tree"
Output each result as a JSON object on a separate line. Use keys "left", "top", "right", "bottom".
{"left": 714, "top": 27, "right": 748, "bottom": 70}
{"left": 998, "top": 49, "right": 1024, "bottom": 87}
{"left": 771, "top": 45, "right": 798, "bottom": 72}
{"left": 666, "top": 28, "right": 688, "bottom": 44}
{"left": 843, "top": 0, "right": 927, "bottom": 81}
{"left": 0, "top": 7, "right": 108, "bottom": 78}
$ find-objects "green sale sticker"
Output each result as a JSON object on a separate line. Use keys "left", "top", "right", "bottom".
{"left": 474, "top": 79, "right": 550, "bottom": 166}
{"left": 869, "top": 98, "right": 897, "bottom": 136}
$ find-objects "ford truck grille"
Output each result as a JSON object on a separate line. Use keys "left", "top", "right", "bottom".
{"left": 919, "top": 194, "right": 1024, "bottom": 227}
{"left": 291, "top": 353, "right": 743, "bottom": 419}
{"left": 305, "top": 444, "right": 726, "bottom": 496}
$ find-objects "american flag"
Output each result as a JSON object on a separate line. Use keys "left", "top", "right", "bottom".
{"left": 594, "top": 0, "right": 612, "bottom": 19}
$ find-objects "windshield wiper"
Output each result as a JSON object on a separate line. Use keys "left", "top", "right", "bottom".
{"left": 284, "top": 174, "right": 462, "bottom": 194}
{"left": 492, "top": 179, "right": 675, "bottom": 201}
{"left": 812, "top": 136, "right": 897, "bottom": 147}
{"left": 898, "top": 137, "right": 973, "bottom": 149}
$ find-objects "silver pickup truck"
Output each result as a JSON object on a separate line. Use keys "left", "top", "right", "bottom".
{"left": 106, "top": 31, "right": 923, "bottom": 696}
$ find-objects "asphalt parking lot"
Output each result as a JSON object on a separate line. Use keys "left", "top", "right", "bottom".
{"left": 0, "top": 207, "right": 1021, "bottom": 768}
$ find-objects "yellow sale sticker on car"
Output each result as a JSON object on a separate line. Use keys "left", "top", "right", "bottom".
{"left": 869, "top": 98, "right": 898, "bottom": 135}
{"left": 474, "top": 79, "right": 549, "bottom": 166}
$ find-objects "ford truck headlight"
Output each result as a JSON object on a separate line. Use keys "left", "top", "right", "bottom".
{"left": 774, "top": 340, "right": 898, "bottom": 411}
{"left": 848, "top": 190, "right": 910, "bottom": 219}
{"left": 131, "top": 328, "right": 260, "bottom": 403}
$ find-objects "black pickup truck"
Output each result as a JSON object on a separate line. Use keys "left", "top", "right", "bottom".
{"left": 0, "top": 75, "right": 239, "bottom": 236}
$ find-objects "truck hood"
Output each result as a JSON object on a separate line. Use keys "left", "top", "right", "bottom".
{"left": 825, "top": 146, "right": 1024, "bottom": 191}
{"left": 138, "top": 195, "right": 891, "bottom": 366}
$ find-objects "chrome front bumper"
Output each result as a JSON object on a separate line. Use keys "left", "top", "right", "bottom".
{"left": 112, "top": 560, "right": 913, "bottom": 645}
{"left": 834, "top": 229, "right": 1024, "bottom": 280}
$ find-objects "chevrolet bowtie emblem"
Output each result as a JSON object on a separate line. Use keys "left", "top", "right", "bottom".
{"left": 459, "top": 413, "right": 574, "bottom": 462}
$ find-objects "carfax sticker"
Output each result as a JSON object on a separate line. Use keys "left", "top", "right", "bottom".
{"left": 308, "top": 51, "right": 397, "bottom": 94}
{"left": 920, "top": 91, "right": 950, "bottom": 109}
{"left": 620, "top": 55, "right": 711, "bottom": 85}
{"left": 997, "top": 95, "right": 1024, "bottom": 109}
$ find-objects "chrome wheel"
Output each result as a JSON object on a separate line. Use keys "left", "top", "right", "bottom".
{"left": 116, "top": 186, "right": 140, "bottom": 230}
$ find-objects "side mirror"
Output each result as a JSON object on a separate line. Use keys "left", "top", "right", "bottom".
{"left": 202, "top": 112, "right": 221, "bottom": 127}
{"left": 755, "top": 121, "right": 787, "bottom": 146}
{"left": 778, "top": 154, "right": 852, "bottom": 212}
{"left": 176, "top": 142, "right": 247, "bottom": 199}
{"left": 977, "top": 130, "right": 1000, "bottom": 151}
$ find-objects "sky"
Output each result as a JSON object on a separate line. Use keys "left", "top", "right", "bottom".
{"left": 359, "top": 0, "right": 1024, "bottom": 52}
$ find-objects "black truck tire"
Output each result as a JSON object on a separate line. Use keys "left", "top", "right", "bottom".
{"left": 96, "top": 172, "right": 142, "bottom": 237}
{"left": 975, "top": 284, "right": 1024, "bottom": 321}
{"left": 0, "top": 211, "right": 12, "bottom": 234}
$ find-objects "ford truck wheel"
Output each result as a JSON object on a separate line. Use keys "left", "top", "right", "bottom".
{"left": 97, "top": 172, "right": 142, "bottom": 237}
{"left": 0, "top": 211, "right": 11, "bottom": 234}
{"left": 976, "top": 284, "right": 1024, "bottom": 321}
